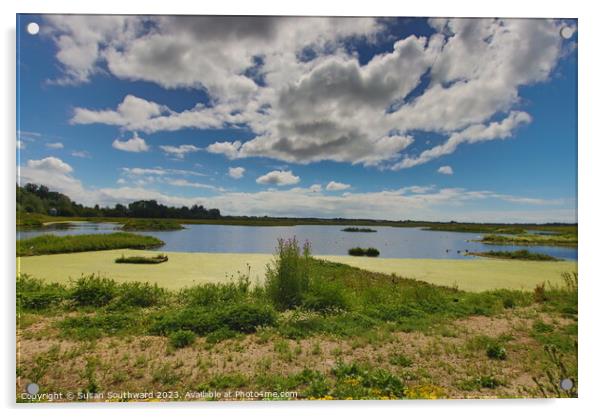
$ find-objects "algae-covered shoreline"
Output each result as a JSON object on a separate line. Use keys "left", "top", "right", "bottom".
{"left": 17, "top": 249, "right": 577, "bottom": 292}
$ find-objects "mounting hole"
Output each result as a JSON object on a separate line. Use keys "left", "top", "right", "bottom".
{"left": 560, "top": 26, "right": 575, "bottom": 40}
{"left": 560, "top": 378, "right": 574, "bottom": 391}
{"left": 26, "top": 382, "right": 40, "bottom": 395}
{"left": 26, "top": 22, "right": 39, "bottom": 35}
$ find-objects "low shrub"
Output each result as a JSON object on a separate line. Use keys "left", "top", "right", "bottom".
{"left": 70, "top": 275, "right": 118, "bottom": 307}
{"left": 115, "top": 282, "right": 166, "bottom": 308}
{"left": 180, "top": 276, "right": 250, "bottom": 307}
{"left": 59, "top": 312, "right": 141, "bottom": 340}
{"left": 331, "top": 361, "right": 405, "bottom": 399}
{"left": 150, "top": 303, "right": 276, "bottom": 336}
{"left": 169, "top": 330, "right": 196, "bottom": 349}
{"left": 389, "top": 353, "right": 413, "bottom": 367}
{"left": 17, "top": 275, "right": 67, "bottom": 311}
{"left": 221, "top": 303, "right": 277, "bottom": 333}
{"left": 486, "top": 343, "right": 507, "bottom": 360}
{"left": 205, "top": 328, "right": 239, "bottom": 344}
{"left": 458, "top": 375, "right": 503, "bottom": 390}
{"left": 302, "top": 276, "right": 348, "bottom": 312}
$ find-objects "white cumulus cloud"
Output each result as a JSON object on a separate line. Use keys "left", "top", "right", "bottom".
{"left": 228, "top": 167, "right": 245, "bottom": 179}
{"left": 51, "top": 16, "right": 568, "bottom": 168}
{"left": 112, "top": 132, "right": 150, "bottom": 152}
{"left": 256, "top": 170, "right": 300, "bottom": 186}
{"left": 437, "top": 166, "right": 454, "bottom": 175}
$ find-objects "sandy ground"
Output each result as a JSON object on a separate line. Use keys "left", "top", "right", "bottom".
{"left": 17, "top": 250, "right": 576, "bottom": 291}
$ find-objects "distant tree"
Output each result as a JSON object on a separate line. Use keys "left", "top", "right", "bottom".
{"left": 16, "top": 183, "right": 222, "bottom": 220}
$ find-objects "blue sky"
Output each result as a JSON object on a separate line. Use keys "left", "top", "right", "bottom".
{"left": 17, "top": 15, "right": 577, "bottom": 222}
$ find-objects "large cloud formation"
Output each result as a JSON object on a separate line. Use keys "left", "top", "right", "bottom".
{"left": 43, "top": 16, "right": 570, "bottom": 168}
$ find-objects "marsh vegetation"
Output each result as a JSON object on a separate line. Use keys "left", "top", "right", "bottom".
{"left": 341, "top": 227, "right": 377, "bottom": 233}
{"left": 17, "top": 233, "right": 164, "bottom": 256}
{"left": 348, "top": 247, "right": 380, "bottom": 257}
{"left": 115, "top": 254, "right": 169, "bottom": 264}
{"left": 16, "top": 239, "right": 577, "bottom": 400}
{"left": 469, "top": 250, "right": 560, "bottom": 261}
{"left": 120, "top": 219, "right": 184, "bottom": 231}
{"left": 480, "top": 233, "right": 577, "bottom": 248}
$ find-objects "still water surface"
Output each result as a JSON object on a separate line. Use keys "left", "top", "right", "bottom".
{"left": 17, "top": 222, "right": 577, "bottom": 260}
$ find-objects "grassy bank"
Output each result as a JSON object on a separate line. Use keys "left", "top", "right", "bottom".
{"left": 17, "top": 233, "right": 164, "bottom": 256}
{"left": 121, "top": 219, "right": 184, "bottom": 231}
{"left": 16, "top": 241, "right": 578, "bottom": 400}
{"left": 480, "top": 233, "right": 577, "bottom": 247}
{"left": 469, "top": 250, "right": 560, "bottom": 261}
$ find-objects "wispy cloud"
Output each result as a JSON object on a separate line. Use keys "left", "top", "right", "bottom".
{"left": 46, "top": 142, "right": 64, "bottom": 149}
{"left": 159, "top": 144, "right": 202, "bottom": 159}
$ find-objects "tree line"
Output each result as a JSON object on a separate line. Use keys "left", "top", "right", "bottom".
{"left": 17, "top": 183, "right": 221, "bottom": 219}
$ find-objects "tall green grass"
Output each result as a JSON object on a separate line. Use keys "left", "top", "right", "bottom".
{"left": 265, "top": 237, "right": 311, "bottom": 310}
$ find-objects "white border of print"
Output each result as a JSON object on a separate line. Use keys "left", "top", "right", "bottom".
{"left": 1, "top": 1, "right": 599, "bottom": 417}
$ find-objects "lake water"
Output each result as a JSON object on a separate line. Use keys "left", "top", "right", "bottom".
{"left": 17, "top": 222, "right": 577, "bottom": 260}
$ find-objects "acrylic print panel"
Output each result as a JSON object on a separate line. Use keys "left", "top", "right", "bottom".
{"left": 16, "top": 14, "right": 577, "bottom": 402}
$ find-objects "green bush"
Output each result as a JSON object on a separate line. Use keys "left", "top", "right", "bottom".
{"left": 116, "top": 282, "right": 166, "bottom": 308}
{"left": 17, "top": 275, "right": 67, "bottom": 310}
{"left": 265, "top": 237, "right": 311, "bottom": 310}
{"left": 221, "top": 303, "right": 277, "bottom": 333}
{"left": 70, "top": 275, "right": 118, "bottom": 307}
{"left": 150, "top": 303, "right": 276, "bottom": 336}
{"left": 180, "top": 276, "right": 250, "bottom": 307}
{"left": 302, "top": 276, "right": 348, "bottom": 312}
{"left": 205, "top": 328, "right": 239, "bottom": 344}
{"left": 169, "top": 330, "right": 196, "bottom": 348}
{"left": 486, "top": 343, "right": 507, "bottom": 360}
{"left": 59, "top": 312, "right": 140, "bottom": 340}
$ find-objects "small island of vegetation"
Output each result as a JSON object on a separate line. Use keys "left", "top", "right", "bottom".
{"left": 468, "top": 249, "right": 560, "bottom": 261}
{"left": 480, "top": 233, "right": 577, "bottom": 248}
{"left": 17, "top": 233, "right": 164, "bottom": 256}
{"left": 348, "top": 247, "right": 380, "bottom": 257}
{"left": 115, "top": 254, "right": 169, "bottom": 264}
{"left": 341, "top": 227, "right": 377, "bottom": 233}
{"left": 121, "top": 219, "right": 184, "bottom": 231}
